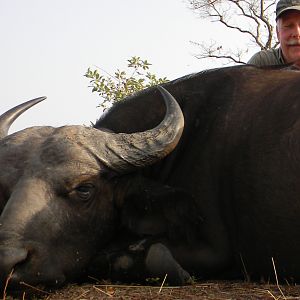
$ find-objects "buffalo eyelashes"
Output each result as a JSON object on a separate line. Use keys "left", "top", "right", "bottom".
{"left": 73, "top": 183, "right": 95, "bottom": 202}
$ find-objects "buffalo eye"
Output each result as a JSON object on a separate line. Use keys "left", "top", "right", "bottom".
{"left": 74, "top": 183, "right": 95, "bottom": 202}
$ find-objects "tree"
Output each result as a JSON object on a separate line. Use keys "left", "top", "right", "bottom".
{"left": 187, "top": 0, "right": 278, "bottom": 64}
{"left": 85, "top": 56, "right": 168, "bottom": 110}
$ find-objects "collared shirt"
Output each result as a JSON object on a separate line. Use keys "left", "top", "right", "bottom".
{"left": 247, "top": 48, "right": 285, "bottom": 66}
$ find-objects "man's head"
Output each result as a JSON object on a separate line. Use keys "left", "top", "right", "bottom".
{"left": 276, "top": 0, "right": 300, "bottom": 64}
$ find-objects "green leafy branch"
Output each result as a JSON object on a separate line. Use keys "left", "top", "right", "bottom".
{"left": 85, "top": 56, "right": 169, "bottom": 110}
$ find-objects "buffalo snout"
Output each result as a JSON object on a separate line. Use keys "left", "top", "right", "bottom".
{"left": 0, "top": 244, "right": 67, "bottom": 290}
{"left": 0, "top": 246, "right": 28, "bottom": 285}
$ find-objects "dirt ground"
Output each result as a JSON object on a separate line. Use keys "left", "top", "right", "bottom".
{"left": 5, "top": 281, "right": 300, "bottom": 300}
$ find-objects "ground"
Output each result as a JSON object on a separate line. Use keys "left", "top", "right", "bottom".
{"left": 5, "top": 281, "right": 300, "bottom": 300}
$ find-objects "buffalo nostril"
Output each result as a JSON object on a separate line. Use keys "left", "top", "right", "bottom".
{"left": 0, "top": 247, "right": 28, "bottom": 276}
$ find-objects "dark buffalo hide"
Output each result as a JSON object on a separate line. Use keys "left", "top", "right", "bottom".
{"left": 1, "top": 65, "right": 300, "bottom": 291}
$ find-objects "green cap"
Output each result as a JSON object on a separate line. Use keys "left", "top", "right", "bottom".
{"left": 276, "top": 0, "right": 300, "bottom": 20}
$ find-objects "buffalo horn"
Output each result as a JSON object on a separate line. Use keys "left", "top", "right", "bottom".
{"left": 94, "top": 86, "right": 184, "bottom": 173}
{"left": 0, "top": 97, "right": 46, "bottom": 139}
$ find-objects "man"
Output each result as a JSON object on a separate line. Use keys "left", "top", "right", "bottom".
{"left": 248, "top": 0, "right": 300, "bottom": 66}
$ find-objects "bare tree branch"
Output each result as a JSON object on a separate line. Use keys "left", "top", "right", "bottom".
{"left": 187, "top": 0, "right": 277, "bottom": 64}
{"left": 191, "top": 40, "right": 248, "bottom": 64}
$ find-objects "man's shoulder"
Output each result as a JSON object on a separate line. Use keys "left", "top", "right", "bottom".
{"left": 247, "top": 48, "right": 283, "bottom": 66}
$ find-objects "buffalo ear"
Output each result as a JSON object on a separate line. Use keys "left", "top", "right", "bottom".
{"left": 119, "top": 176, "right": 203, "bottom": 242}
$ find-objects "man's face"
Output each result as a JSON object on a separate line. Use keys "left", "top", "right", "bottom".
{"left": 277, "top": 10, "right": 300, "bottom": 64}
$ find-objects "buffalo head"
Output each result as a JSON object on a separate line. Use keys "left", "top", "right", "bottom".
{"left": 0, "top": 87, "right": 184, "bottom": 289}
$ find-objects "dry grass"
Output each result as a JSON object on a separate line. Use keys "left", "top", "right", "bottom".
{"left": 44, "top": 281, "right": 300, "bottom": 300}
{"left": 5, "top": 281, "right": 300, "bottom": 300}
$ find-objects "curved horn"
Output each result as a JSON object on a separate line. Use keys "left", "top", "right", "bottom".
{"left": 0, "top": 97, "right": 46, "bottom": 139}
{"left": 93, "top": 86, "right": 184, "bottom": 173}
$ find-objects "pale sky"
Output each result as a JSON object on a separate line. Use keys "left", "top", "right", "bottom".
{"left": 1, "top": 0, "right": 258, "bottom": 133}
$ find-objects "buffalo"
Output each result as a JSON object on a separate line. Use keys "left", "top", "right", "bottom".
{"left": 1, "top": 65, "right": 300, "bottom": 291}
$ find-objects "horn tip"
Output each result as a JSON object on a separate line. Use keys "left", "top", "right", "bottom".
{"left": 36, "top": 96, "right": 47, "bottom": 102}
